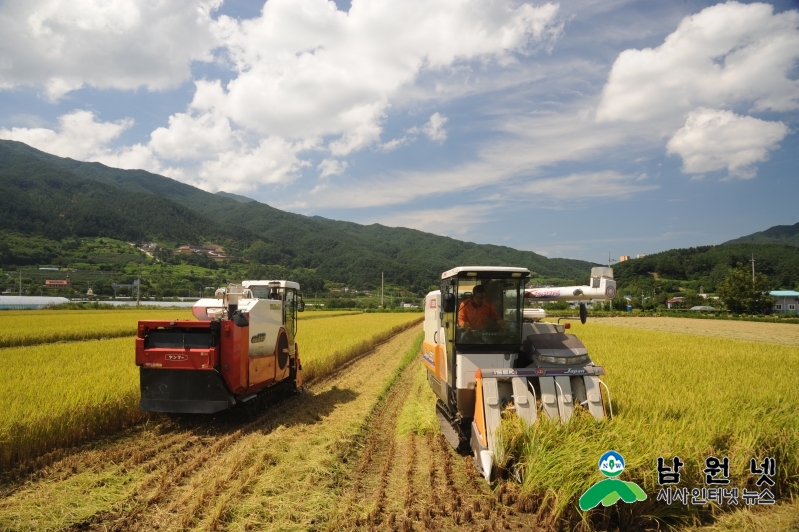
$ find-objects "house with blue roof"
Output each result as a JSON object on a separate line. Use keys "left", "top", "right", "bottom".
{"left": 770, "top": 291, "right": 799, "bottom": 314}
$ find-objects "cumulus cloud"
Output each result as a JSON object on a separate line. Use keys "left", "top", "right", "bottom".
{"left": 318, "top": 158, "right": 348, "bottom": 178}
{"left": 666, "top": 108, "right": 789, "bottom": 179}
{"left": 408, "top": 112, "right": 450, "bottom": 143}
{"left": 423, "top": 113, "right": 449, "bottom": 142}
{"left": 596, "top": 1, "right": 799, "bottom": 125}
{"left": 0, "top": 0, "right": 564, "bottom": 192}
{"left": 195, "top": 136, "right": 311, "bottom": 192}
{"left": 0, "top": 109, "right": 131, "bottom": 159}
{"left": 0, "top": 0, "right": 222, "bottom": 100}
{"left": 0, "top": 109, "right": 171, "bottom": 173}
{"left": 210, "top": 0, "right": 561, "bottom": 154}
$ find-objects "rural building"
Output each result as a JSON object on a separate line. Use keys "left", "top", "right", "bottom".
{"left": 619, "top": 255, "right": 631, "bottom": 262}
{"left": 667, "top": 297, "right": 685, "bottom": 309}
{"left": 770, "top": 291, "right": 799, "bottom": 314}
{"left": 45, "top": 279, "right": 70, "bottom": 287}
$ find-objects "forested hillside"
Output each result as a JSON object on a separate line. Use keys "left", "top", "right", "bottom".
{"left": 0, "top": 142, "right": 247, "bottom": 245}
{"left": 613, "top": 243, "right": 799, "bottom": 292}
{"left": 0, "top": 140, "right": 597, "bottom": 293}
{"left": 724, "top": 222, "right": 799, "bottom": 247}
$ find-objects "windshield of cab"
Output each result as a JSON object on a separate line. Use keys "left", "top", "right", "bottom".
{"left": 250, "top": 286, "right": 282, "bottom": 300}
{"left": 455, "top": 277, "right": 523, "bottom": 346}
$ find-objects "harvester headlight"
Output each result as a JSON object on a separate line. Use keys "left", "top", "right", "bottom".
{"left": 539, "top": 354, "right": 589, "bottom": 365}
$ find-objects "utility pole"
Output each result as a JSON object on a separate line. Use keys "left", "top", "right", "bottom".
{"left": 136, "top": 274, "right": 141, "bottom": 306}
{"left": 751, "top": 254, "right": 755, "bottom": 288}
{"left": 381, "top": 272, "right": 384, "bottom": 309}
{"left": 607, "top": 254, "right": 617, "bottom": 313}
{"left": 19, "top": 270, "right": 22, "bottom": 296}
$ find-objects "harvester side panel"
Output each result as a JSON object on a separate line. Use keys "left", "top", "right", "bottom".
{"left": 248, "top": 354, "right": 276, "bottom": 388}
{"left": 246, "top": 299, "right": 283, "bottom": 357}
{"left": 220, "top": 320, "right": 249, "bottom": 395}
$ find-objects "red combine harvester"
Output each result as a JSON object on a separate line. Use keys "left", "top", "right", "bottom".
{"left": 135, "top": 281, "right": 304, "bottom": 414}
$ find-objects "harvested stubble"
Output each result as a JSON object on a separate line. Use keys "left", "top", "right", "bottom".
{"left": 495, "top": 322, "right": 799, "bottom": 530}
{"left": 0, "top": 312, "right": 421, "bottom": 471}
{"left": 0, "top": 309, "right": 193, "bottom": 348}
{"left": 298, "top": 313, "right": 422, "bottom": 382}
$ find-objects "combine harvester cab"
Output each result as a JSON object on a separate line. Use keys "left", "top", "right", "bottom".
{"left": 423, "top": 267, "right": 614, "bottom": 481}
{"left": 135, "top": 281, "right": 304, "bottom": 414}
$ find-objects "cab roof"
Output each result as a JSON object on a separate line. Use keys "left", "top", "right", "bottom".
{"left": 441, "top": 266, "right": 530, "bottom": 280}
{"left": 242, "top": 280, "right": 300, "bottom": 290}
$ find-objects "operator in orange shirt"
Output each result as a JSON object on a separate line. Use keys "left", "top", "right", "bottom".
{"left": 458, "top": 284, "right": 504, "bottom": 331}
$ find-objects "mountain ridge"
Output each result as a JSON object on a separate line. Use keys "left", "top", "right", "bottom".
{"left": 723, "top": 222, "right": 799, "bottom": 247}
{"left": 0, "top": 139, "right": 597, "bottom": 291}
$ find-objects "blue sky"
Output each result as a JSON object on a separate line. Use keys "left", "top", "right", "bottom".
{"left": 1, "top": 0, "right": 797, "bottom": 264}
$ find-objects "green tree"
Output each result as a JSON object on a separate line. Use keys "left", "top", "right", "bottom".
{"left": 717, "top": 265, "right": 774, "bottom": 314}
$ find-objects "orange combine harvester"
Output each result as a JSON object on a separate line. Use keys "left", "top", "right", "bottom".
{"left": 135, "top": 281, "right": 304, "bottom": 414}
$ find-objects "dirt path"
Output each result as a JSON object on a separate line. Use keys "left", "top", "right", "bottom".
{"left": 591, "top": 316, "right": 799, "bottom": 346}
{"left": 0, "top": 326, "right": 533, "bottom": 531}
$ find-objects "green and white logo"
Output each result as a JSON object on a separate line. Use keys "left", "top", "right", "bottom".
{"left": 579, "top": 451, "right": 647, "bottom": 511}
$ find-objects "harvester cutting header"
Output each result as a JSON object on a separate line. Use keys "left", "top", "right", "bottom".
{"left": 423, "top": 266, "right": 616, "bottom": 481}
{"left": 135, "top": 280, "right": 304, "bottom": 414}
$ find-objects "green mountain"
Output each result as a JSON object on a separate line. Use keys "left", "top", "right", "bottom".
{"left": 724, "top": 222, "right": 799, "bottom": 247}
{"left": 0, "top": 140, "right": 597, "bottom": 292}
{"left": 0, "top": 141, "right": 245, "bottom": 245}
{"left": 613, "top": 243, "right": 799, "bottom": 292}
{"left": 216, "top": 191, "right": 257, "bottom": 203}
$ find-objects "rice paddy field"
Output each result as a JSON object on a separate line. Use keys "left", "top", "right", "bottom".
{"left": 0, "top": 310, "right": 421, "bottom": 470}
{"left": 0, "top": 308, "right": 195, "bottom": 347}
{"left": 491, "top": 319, "right": 799, "bottom": 530}
{"left": 1, "top": 309, "right": 797, "bottom": 531}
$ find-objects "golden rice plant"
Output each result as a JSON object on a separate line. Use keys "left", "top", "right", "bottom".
{"left": 0, "top": 312, "right": 421, "bottom": 470}
{"left": 497, "top": 322, "right": 799, "bottom": 529}
{"left": 299, "top": 313, "right": 422, "bottom": 382}
{"left": 0, "top": 337, "right": 142, "bottom": 470}
{"left": 298, "top": 310, "right": 364, "bottom": 320}
{"left": 0, "top": 309, "right": 194, "bottom": 348}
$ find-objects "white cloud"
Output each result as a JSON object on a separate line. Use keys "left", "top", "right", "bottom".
{"left": 369, "top": 203, "right": 498, "bottom": 236}
{"left": 318, "top": 158, "right": 348, "bottom": 178}
{"left": 0, "top": 109, "right": 131, "bottom": 159}
{"left": 378, "top": 136, "right": 411, "bottom": 152}
{"left": 210, "top": 0, "right": 561, "bottom": 151}
{"left": 0, "top": 109, "right": 171, "bottom": 174}
{"left": 596, "top": 2, "right": 799, "bottom": 125}
{"left": 422, "top": 112, "right": 449, "bottom": 142}
{"left": 518, "top": 171, "right": 658, "bottom": 201}
{"left": 195, "top": 137, "right": 312, "bottom": 192}
{"left": 298, "top": 108, "right": 634, "bottom": 209}
{"left": 0, "top": 0, "right": 222, "bottom": 100}
{"left": 666, "top": 108, "right": 789, "bottom": 179}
